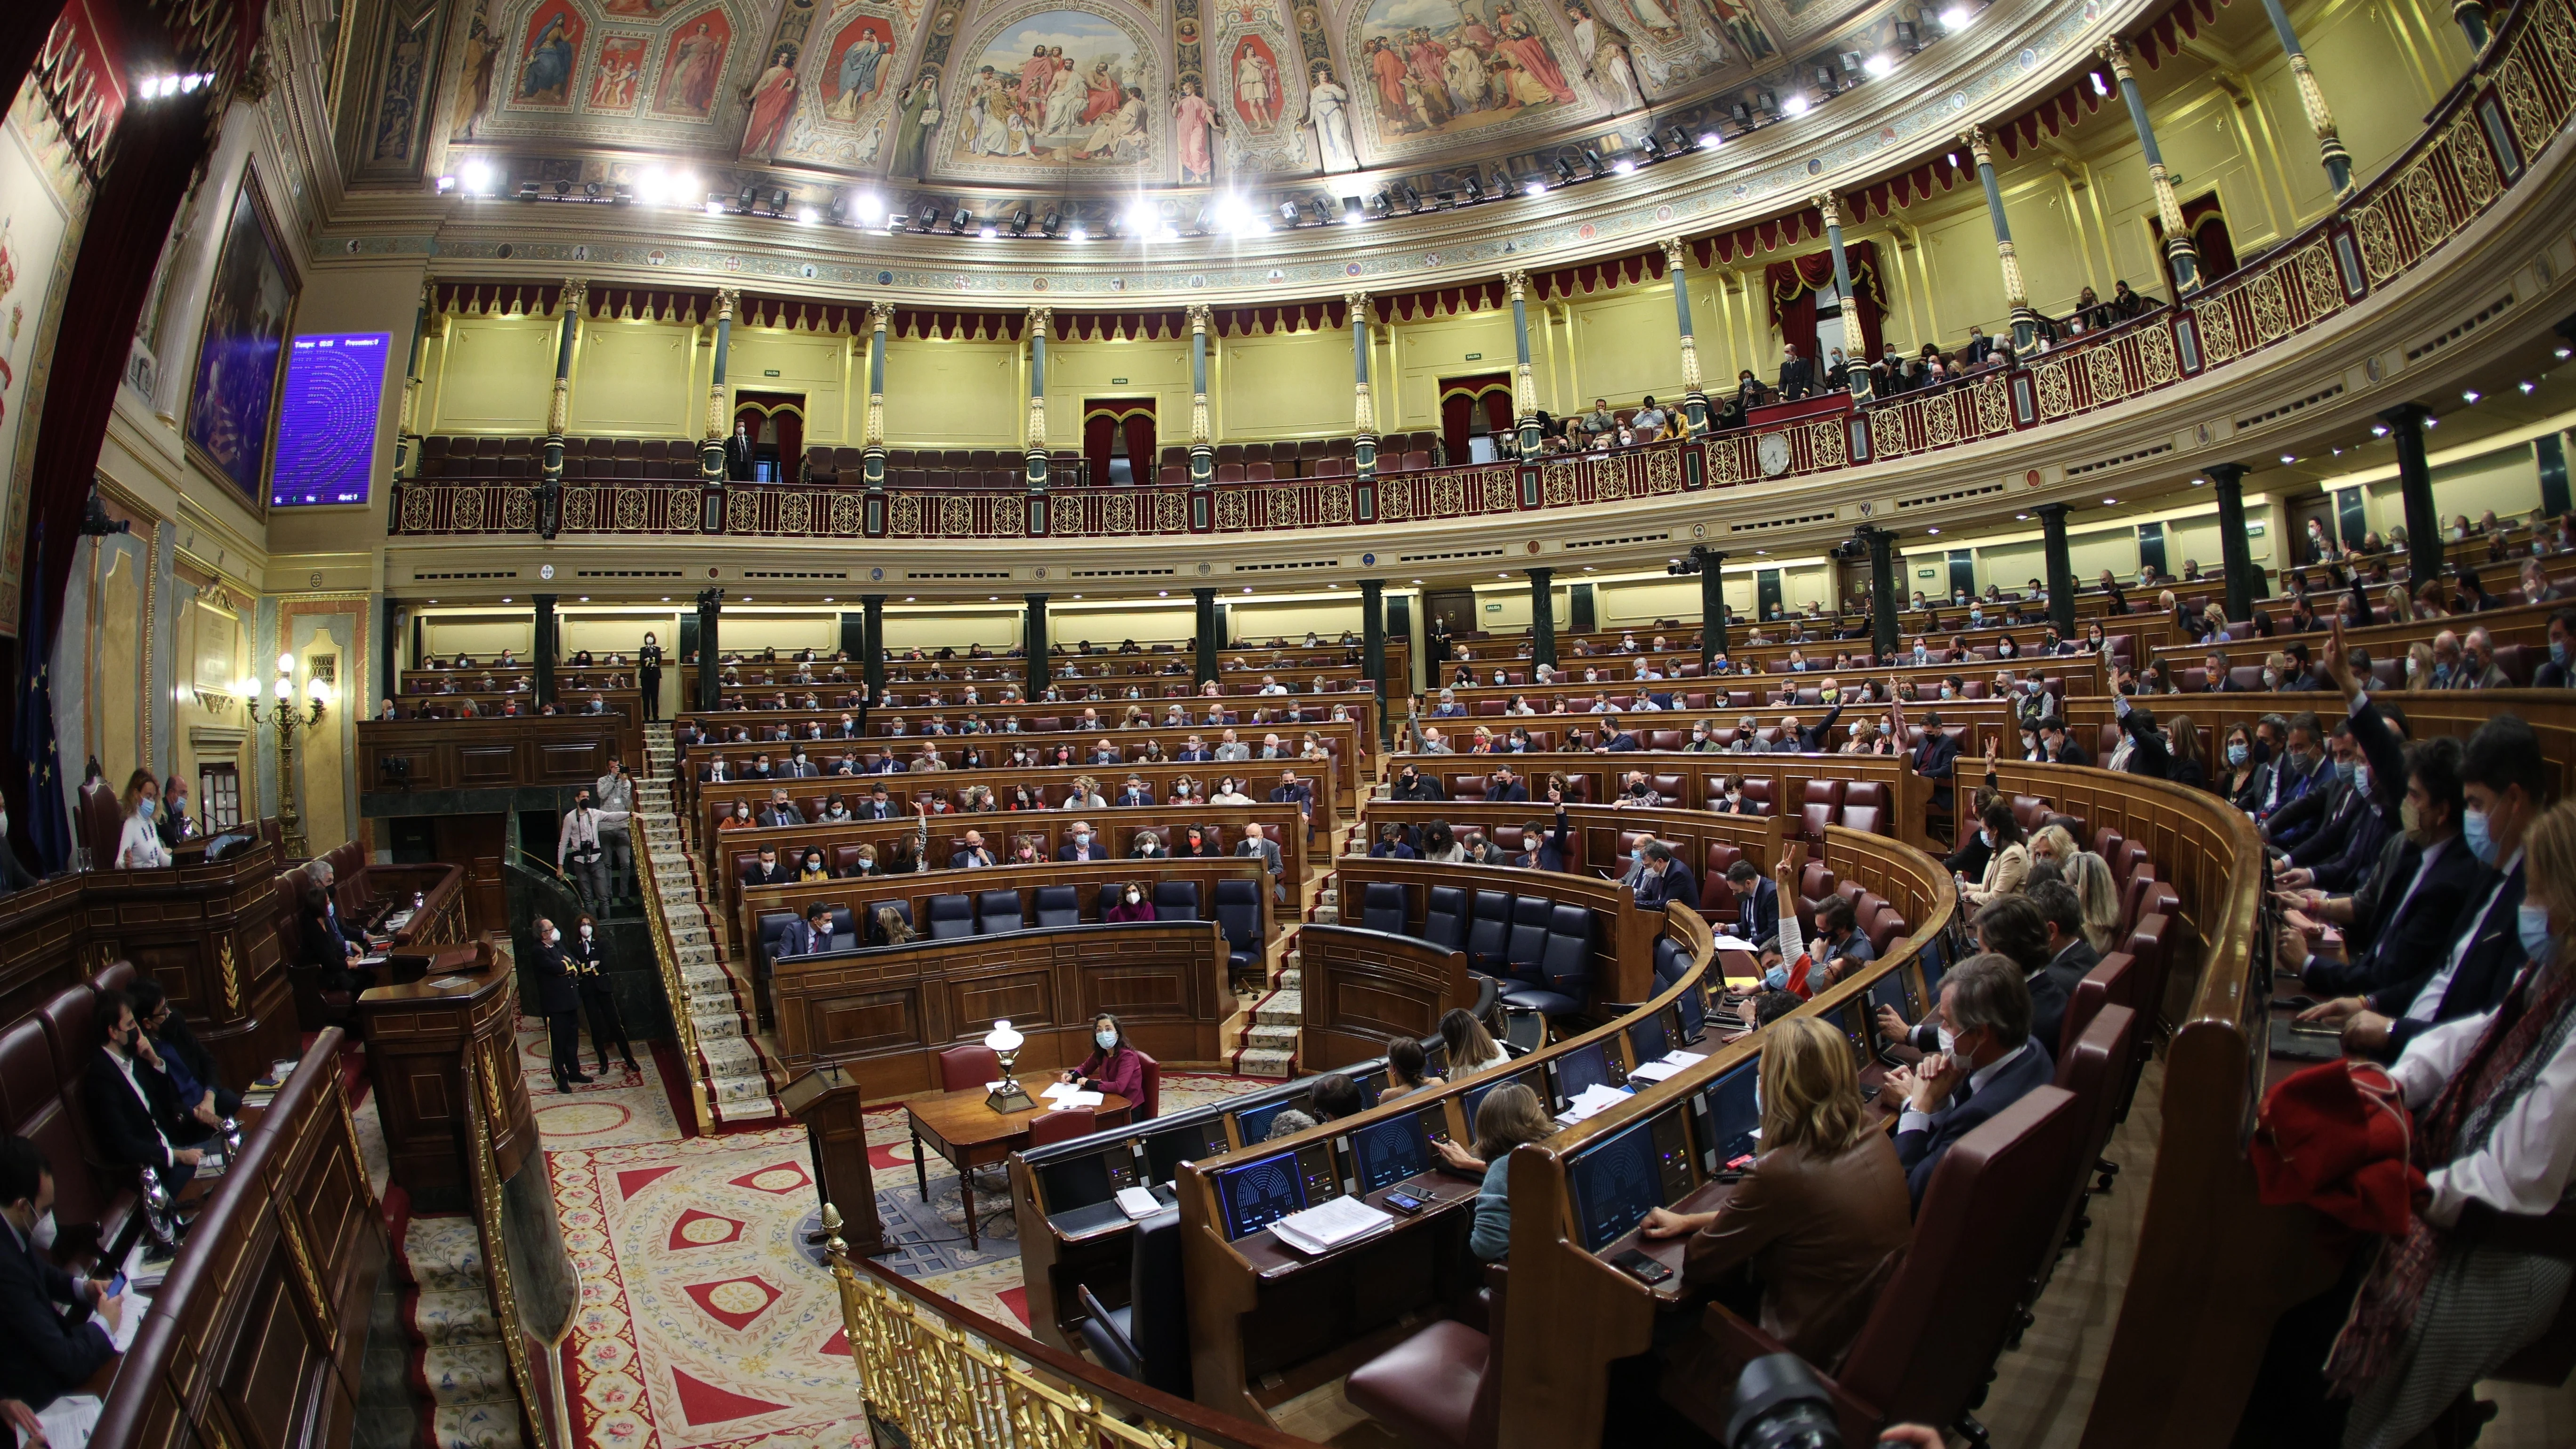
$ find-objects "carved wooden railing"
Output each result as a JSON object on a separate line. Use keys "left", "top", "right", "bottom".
{"left": 387, "top": 0, "right": 2576, "bottom": 544}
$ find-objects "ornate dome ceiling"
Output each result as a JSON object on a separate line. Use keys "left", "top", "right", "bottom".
{"left": 411, "top": 0, "right": 1965, "bottom": 206}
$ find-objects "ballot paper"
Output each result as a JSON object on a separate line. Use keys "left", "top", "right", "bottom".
{"left": 1270, "top": 1196, "right": 1396, "bottom": 1256}
{"left": 1115, "top": 1186, "right": 1164, "bottom": 1220}
{"left": 1622, "top": 1051, "right": 1708, "bottom": 1086}
{"left": 38, "top": 1393, "right": 99, "bottom": 1448}
{"left": 1041, "top": 1082, "right": 1107, "bottom": 1108}
{"left": 1556, "top": 1082, "right": 1634, "bottom": 1124}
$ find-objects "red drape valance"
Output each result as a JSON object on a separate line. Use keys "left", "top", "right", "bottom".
{"left": 1764, "top": 239, "right": 1889, "bottom": 366}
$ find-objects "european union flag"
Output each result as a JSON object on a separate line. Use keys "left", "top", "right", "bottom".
{"left": 14, "top": 525, "right": 72, "bottom": 874}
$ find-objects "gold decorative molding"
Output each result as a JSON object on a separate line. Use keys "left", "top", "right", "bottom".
{"left": 1962, "top": 126, "right": 1994, "bottom": 169}
{"left": 1811, "top": 194, "right": 1843, "bottom": 230}
{"left": 218, "top": 935, "right": 242, "bottom": 1014}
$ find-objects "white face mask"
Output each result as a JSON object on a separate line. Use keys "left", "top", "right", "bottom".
{"left": 31, "top": 1210, "right": 56, "bottom": 1252}
{"left": 1126, "top": 891, "right": 1141, "bottom": 903}
{"left": 580, "top": 925, "right": 593, "bottom": 939}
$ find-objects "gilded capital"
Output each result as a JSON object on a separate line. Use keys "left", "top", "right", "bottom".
{"left": 714, "top": 288, "right": 740, "bottom": 320}
{"left": 559, "top": 278, "right": 588, "bottom": 315}
{"left": 1187, "top": 303, "right": 1213, "bottom": 332}
{"left": 1504, "top": 270, "right": 1530, "bottom": 303}
{"left": 1025, "top": 305, "right": 1053, "bottom": 338}
{"left": 2100, "top": 39, "right": 2136, "bottom": 86}
{"left": 1811, "top": 193, "right": 1842, "bottom": 230}
{"left": 1658, "top": 235, "right": 1689, "bottom": 272}
{"left": 1961, "top": 127, "right": 1992, "bottom": 168}
{"left": 1344, "top": 290, "right": 1372, "bottom": 316}
{"left": 868, "top": 299, "right": 894, "bottom": 329}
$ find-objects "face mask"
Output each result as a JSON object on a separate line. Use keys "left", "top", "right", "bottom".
{"left": 2262, "top": 670, "right": 2281, "bottom": 690}
{"left": 139, "top": 798, "right": 158, "bottom": 819}
{"left": 2556, "top": 641, "right": 2572, "bottom": 670}
{"left": 2022, "top": 735, "right": 2038, "bottom": 755}
{"left": 1940, "top": 686, "right": 1956, "bottom": 700}
{"left": 2520, "top": 901, "right": 2555, "bottom": 965}
{"left": 1935, "top": 1024, "right": 1958, "bottom": 1055}
{"left": 1095, "top": 1029, "right": 1119, "bottom": 1051}
{"left": 545, "top": 931, "right": 559, "bottom": 946}
{"left": 1980, "top": 829, "right": 1995, "bottom": 847}
{"left": 2227, "top": 742, "right": 2249, "bottom": 767}
{"left": 2023, "top": 680, "right": 2040, "bottom": 695}
{"left": 2464, "top": 805, "right": 2499, "bottom": 866}
{"left": 580, "top": 925, "right": 593, "bottom": 939}
{"left": 30, "top": 1210, "right": 56, "bottom": 1252}
{"left": 1073, "top": 831, "right": 1091, "bottom": 845}
{"left": 2354, "top": 765, "right": 2371, "bottom": 796}
{"left": 1126, "top": 891, "right": 1141, "bottom": 904}
{"left": 1725, "top": 790, "right": 1741, "bottom": 802}
{"left": 2334, "top": 759, "right": 2358, "bottom": 783}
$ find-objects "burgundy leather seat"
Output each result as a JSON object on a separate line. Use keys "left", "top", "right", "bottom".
{"left": 1024, "top": 1106, "right": 1097, "bottom": 1148}
{"left": 1346, "top": 1265, "right": 1507, "bottom": 1449}
{"left": 937, "top": 1044, "right": 1000, "bottom": 1092}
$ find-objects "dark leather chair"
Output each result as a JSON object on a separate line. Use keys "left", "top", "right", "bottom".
{"left": 1214, "top": 878, "right": 1263, "bottom": 984}
{"left": 1345, "top": 1264, "right": 1505, "bottom": 1449}
{"left": 1076, "top": 1208, "right": 1192, "bottom": 1396}
{"left": 1500, "top": 903, "right": 1594, "bottom": 1018}
{"left": 925, "top": 894, "right": 975, "bottom": 939}
{"left": 975, "top": 889, "right": 1025, "bottom": 934}
{"left": 1361, "top": 881, "right": 1406, "bottom": 934}
{"left": 1422, "top": 886, "right": 1469, "bottom": 953}
{"left": 1672, "top": 1088, "right": 2081, "bottom": 1445}
{"left": 1466, "top": 891, "right": 1513, "bottom": 976}
{"left": 1503, "top": 895, "right": 1552, "bottom": 987}
{"left": 1152, "top": 880, "right": 1201, "bottom": 921}
{"left": 937, "top": 1044, "right": 1000, "bottom": 1092}
{"left": 2045, "top": 1005, "right": 2138, "bottom": 1263}
{"left": 1651, "top": 936, "right": 1691, "bottom": 992}
{"left": 1032, "top": 886, "right": 1082, "bottom": 928}
{"left": 1025, "top": 1107, "right": 1097, "bottom": 1148}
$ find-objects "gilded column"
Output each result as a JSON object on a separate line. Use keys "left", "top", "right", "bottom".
{"left": 1812, "top": 198, "right": 1860, "bottom": 390}
{"left": 1188, "top": 304, "right": 1215, "bottom": 485}
{"left": 1024, "top": 306, "right": 1051, "bottom": 489}
{"left": 862, "top": 301, "right": 891, "bottom": 486}
{"left": 700, "top": 289, "right": 738, "bottom": 485}
{"left": 1506, "top": 270, "right": 1541, "bottom": 457}
{"left": 394, "top": 282, "right": 433, "bottom": 479}
{"left": 1349, "top": 292, "right": 1378, "bottom": 481}
{"left": 2452, "top": 0, "right": 2488, "bottom": 50}
{"left": 1661, "top": 238, "right": 1709, "bottom": 429}
{"left": 2104, "top": 41, "right": 2200, "bottom": 296}
{"left": 2256, "top": 0, "right": 2354, "bottom": 197}
{"left": 1964, "top": 129, "right": 2037, "bottom": 349}
{"left": 540, "top": 279, "right": 585, "bottom": 540}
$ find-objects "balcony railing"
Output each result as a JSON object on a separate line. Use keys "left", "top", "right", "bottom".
{"left": 388, "top": 0, "right": 2574, "bottom": 544}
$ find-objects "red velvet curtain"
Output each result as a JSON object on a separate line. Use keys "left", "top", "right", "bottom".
{"left": 773, "top": 411, "right": 802, "bottom": 480}
{"left": 1083, "top": 411, "right": 1119, "bottom": 485}
{"left": 1437, "top": 373, "right": 1511, "bottom": 457}
{"left": 1439, "top": 394, "right": 1473, "bottom": 459}
{"left": 1481, "top": 389, "right": 1513, "bottom": 441}
{"left": 1764, "top": 240, "right": 1888, "bottom": 368}
{"left": 1084, "top": 400, "right": 1156, "bottom": 484}
{"left": 1123, "top": 411, "right": 1156, "bottom": 483}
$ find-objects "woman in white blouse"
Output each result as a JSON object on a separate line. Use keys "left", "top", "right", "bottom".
{"left": 114, "top": 770, "right": 172, "bottom": 869}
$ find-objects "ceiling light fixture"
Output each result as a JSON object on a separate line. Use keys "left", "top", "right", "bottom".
{"left": 2462, "top": 388, "right": 2482, "bottom": 402}
{"left": 1863, "top": 51, "right": 1896, "bottom": 76}
{"left": 1939, "top": 3, "right": 1972, "bottom": 27}
{"left": 1779, "top": 92, "right": 1811, "bottom": 117}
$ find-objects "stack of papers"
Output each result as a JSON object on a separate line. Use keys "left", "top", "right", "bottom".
{"left": 1041, "top": 1082, "right": 1106, "bottom": 1108}
{"left": 1556, "top": 1083, "right": 1634, "bottom": 1124}
{"left": 1270, "top": 1196, "right": 1396, "bottom": 1256}
{"left": 1623, "top": 1051, "right": 1708, "bottom": 1085}
{"left": 1114, "top": 1186, "right": 1164, "bottom": 1220}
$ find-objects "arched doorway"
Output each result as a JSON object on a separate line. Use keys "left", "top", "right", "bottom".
{"left": 1084, "top": 399, "right": 1157, "bottom": 485}
{"left": 733, "top": 392, "right": 805, "bottom": 482}
{"left": 1437, "top": 373, "right": 1513, "bottom": 462}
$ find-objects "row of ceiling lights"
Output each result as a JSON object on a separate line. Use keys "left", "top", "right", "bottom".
{"left": 431, "top": 4, "right": 1982, "bottom": 243}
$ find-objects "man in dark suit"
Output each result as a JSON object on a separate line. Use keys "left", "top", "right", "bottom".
{"left": 2308, "top": 714, "right": 2545, "bottom": 1061}
{"left": 700, "top": 756, "right": 732, "bottom": 784}
{"left": 741, "top": 846, "right": 793, "bottom": 887}
{"left": 774, "top": 903, "right": 835, "bottom": 959}
{"left": 2265, "top": 723, "right": 2366, "bottom": 857}
{"left": 1775, "top": 703, "right": 1847, "bottom": 754}
{"left": 531, "top": 918, "right": 589, "bottom": 1091}
{"left": 82, "top": 989, "right": 207, "bottom": 1196}
{"left": 1513, "top": 802, "right": 1575, "bottom": 872}
{"left": 757, "top": 790, "right": 802, "bottom": 828}
{"left": 1484, "top": 765, "right": 1530, "bottom": 803}
{"left": 0, "top": 1136, "right": 119, "bottom": 1415}
{"left": 780, "top": 748, "right": 819, "bottom": 779}
{"left": 1175, "top": 735, "right": 1213, "bottom": 762}
{"left": 1776, "top": 343, "right": 1815, "bottom": 401}
{"left": 1890, "top": 953, "right": 2056, "bottom": 1206}
{"left": 1235, "top": 823, "right": 1285, "bottom": 901}
{"left": 2037, "top": 715, "right": 2091, "bottom": 768}
{"left": 725, "top": 421, "right": 757, "bottom": 480}
{"left": 1908, "top": 709, "right": 1961, "bottom": 820}
{"left": 949, "top": 830, "right": 997, "bottom": 869}
{"left": 863, "top": 783, "right": 900, "bottom": 819}
{"left": 1270, "top": 771, "right": 1314, "bottom": 821}
{"left": 1972, "top": 894, "right": 2072, "bottom": 1055}
{"left": 1633, "top": 841, "right": 1697, "bottom": 915}
{"left": 1059, "top": 823, "right": 1108, "bottom": 862}
{"left": 1590, "top": 713, "right": 1641, "bottom": 752}
{"left": 2024, "top": 882, "right": 2101, "bottom": 1037}
{"left": 1391, "top": 763, "right": 1447, "bottom": 802}
{"left": 2294, "top": 736, "right": 2477, "bottom": 998}
{"left": 132, "top": 980, "right": 239, "bottom": 1119}
{"left": 1723, "top": 860, "right": 1780, "bottom": 950}
{"left": 1116, "top": 776, "right": 1155, "bottom": 807}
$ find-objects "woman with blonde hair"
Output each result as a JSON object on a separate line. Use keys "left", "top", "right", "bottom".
{"left": 114, "top": 768, "right": 171, "bottom": 870}
{"left": 2063, "top": 850, "right": 2124, "bottom": 954}
{"left": 1635, "top": 1016, "right": 1911, "bottom": 1422}
{"left": 2027, "top": 822, "right": 2079, "bottom": 869}
{"left": 1437, "top": 1005, "right": 1510, "bottom": 1077}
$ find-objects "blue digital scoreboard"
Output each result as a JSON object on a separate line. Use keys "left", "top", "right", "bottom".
{"left": 269, "top": 332, "right": 390, "bottom": 507}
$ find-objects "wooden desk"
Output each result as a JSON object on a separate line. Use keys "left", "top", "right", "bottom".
{"left": 908, "top": 1088, "right": 1132, "bottom": 1249}
{"left": 355, "top": 936, "right": 538, "bottom": 1209}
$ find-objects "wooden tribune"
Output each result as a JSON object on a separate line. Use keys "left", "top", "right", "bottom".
{"left": 357, "top": 713, "right": 638, "bottom": 795}
{"left": 354, "top": 934, "right": 539, "bottom": 1209}
{"left": 780, "top": 1065, "right": 888, "bottom": 1258}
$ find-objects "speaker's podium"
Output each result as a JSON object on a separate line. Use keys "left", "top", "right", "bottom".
{"left": 779, "top": 1064, "right": 888, "bottom": 1258}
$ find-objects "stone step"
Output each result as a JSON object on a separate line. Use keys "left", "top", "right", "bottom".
{"left": 410, "top": 1289, "right": 498, "bottom": 1345}
{"left": 1275, "top": 968, "right": 1301, "bottom": 990}
{"left": 1245, "top": 1022, "right": 1299, "bottom": 1050}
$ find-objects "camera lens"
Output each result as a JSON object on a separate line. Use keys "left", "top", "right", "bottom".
{"left": 1728, "top": 1353, "right": 1843, "bottom": 1449}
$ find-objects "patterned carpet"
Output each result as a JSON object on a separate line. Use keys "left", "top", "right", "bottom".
{"left": 529, "top": 1033, "right": 1272, "bottom": 1449}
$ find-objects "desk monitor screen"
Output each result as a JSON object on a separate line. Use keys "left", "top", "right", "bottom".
{"left": 1214, "top": 1150, "right": 1308, "bottom": 1239}
{"left": 1835, "top": 1004, "right": 1873, "bottom": 1074}
{"left": 1414, "top": 1101, "right": 1456, "bottom": 1146}
{"left": 1918, "top": 935, "right": 1948, "bottom": 997}
{"left": 1038, "top": 1143, "right": 1141, "bottom": 1214}
{"left": 1292, "top": 1140, "right": 1344, "bottom": 1206}
{"left": 1675, "top": 984, "right": 1707, "bottom": 1046}
{"left": 1551, "top": 1041, "right": 1617, "bottom": 1108}
{"left": 1141, "top": 1115, "right": 1231, "bottom": 1185}
{"left": 1867, "top": 969, "right": 1913, "bottom": 1028}
{"left": 1347, "top": 1111, "right": 1433, "bottom": 1194}
{"left": 1699, "top": 1062, "right": 1763, "bottom": 1173}
{"left": 1424, "top": 1039, "right": 1450, "bottom": 1075}
{"left": 1230, "top": 1090, "right": 1313, "bottom": 1147}
{"left": 1459, "top": 1067, "right": 1548, "bottom": 1130}
{"left": 1348, "top": 1066, "right": 1389, "bottom": 1110}
{"left": 1626, "top": 1012, "right": 1672, "bottom": 1067}
{"left": 1568, "top": 1108, "right": 1698, "bottom": 1253}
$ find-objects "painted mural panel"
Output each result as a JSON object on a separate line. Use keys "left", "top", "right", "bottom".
{"left": 514, "top": 0, "right": 586, "bottom": 107}
{"left": 1208, "top": 0, "right": 1306, "bottom": 178}
{"left": 184, "top": 170, "right": 296, "bottom": 507}
{"left": 651, "top": 9, "right": 734, "bottom": 119}
{"left": 734, "top": 0, "right": 924, "bottom": 171}
{"left": 589, "top": 34, "right": 652, "bottom": 110}
{"left": 937, "top": 6, "right": 1164, "bottom": 178}
{"left": 1342, "top": 0, "right": 1598, "bottom": 159}
{"left": 357, "top": 0, "right": 443, "bottom": 178}
{"left": 446, "top": 0, "right": 765, "bottom": 148}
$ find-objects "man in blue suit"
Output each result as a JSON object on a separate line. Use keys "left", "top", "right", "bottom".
{"left": 774, "top": 902, "right": 836, "bottom": 959}
{"left": 1723, "top": 859, "right": 1780, "bottom": 951}
{"left": 1890, "top": 953, "right": 2055, "bottom": 1207}
{"left": 1633, "top": 840, "right": 1696, "bottom": 914}
{"left": 0, "top": 1136, "right": 119, "bottom": 1416}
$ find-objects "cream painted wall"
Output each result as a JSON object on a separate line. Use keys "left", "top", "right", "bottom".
{"left": 570, "top": 321, "right": 699, "bottom": 437}
{"left": 1570, "top": 287, "right": 1687, "bottom": 410}
{"left": 1389, "top": 311, "right": 1520, "bottom": 430}
{"left": 882, "top": 609, "right": 1022, "bottom": 652}
{"left": 882, "top": 338, "right": 1022, "bottom": 447}
{"left": 1229, "top": 599, "right": 1370, "bottom": 642}
{"left": 429, "top": 316, "right": 559, "bottom": 434}
{"left": 1220, "top": 329, "right": 1352, "bottom": 440}
{"left": 728, "top": 329, "right": 856, "bottom": 444}
{"left": 420, "top": 617, "right": 538, "bottom": 657}
{"left": 1052, "top": 606, "right": 1191, "bottom": 648}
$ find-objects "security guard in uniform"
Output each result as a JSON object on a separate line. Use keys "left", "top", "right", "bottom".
{"left": 567, "top": 914, "right": 638, "bottom": 1077}
{"left": 532, "top": 918, "right": 590, "bottom": 1092}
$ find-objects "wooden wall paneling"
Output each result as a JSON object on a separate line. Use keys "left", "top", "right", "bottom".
{"left": 1296, "top": 925, "right": 1475, "bottom": 1070}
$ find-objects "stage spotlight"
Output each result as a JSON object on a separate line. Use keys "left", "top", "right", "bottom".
{"left": 1462, "top": 174, "right": 1485, "bottom": 202}
{"left": 950, "top": 207, "right": 973, "bottom": 232}
{"left": 1009, "top": 208, "right": 1031, "bottom": 236}
{"left": 738, "top": 184, "right": 758, "bottom": 211}
{"left": 1582, "top": 148, "right": 1607, "bottom": 177}
{"left": 769, "top": 187, "right": 790, "bottom": 212}
{"left": 1728, "top": 102, "right": 1753, "bottom": 128}
{"left": 518, "top": 179, "right": 542, "bottom": 201}
{"left": 1554, "top": 156, "right": 1578, "bottom": 184}
{"left": 1040, "top": 209, "right": 1061, "bottom": 236}
{"left": 1665, "top": 125, "right": 1692, "bottom": 152}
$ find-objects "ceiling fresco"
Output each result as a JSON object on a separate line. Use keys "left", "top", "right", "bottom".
{"left": 397, "top": 0, "right": 1925, "bottom": 195}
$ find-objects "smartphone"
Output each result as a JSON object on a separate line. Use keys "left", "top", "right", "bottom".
{"left": 101, "top": 1271, "right": 127, "bottom": 1298}
{"left": 1384, "top": 1191, "right": 1427, "bottom": 1215}
{"left": 1609, "top": 1248, "right": 1672, "bottom": 1285}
